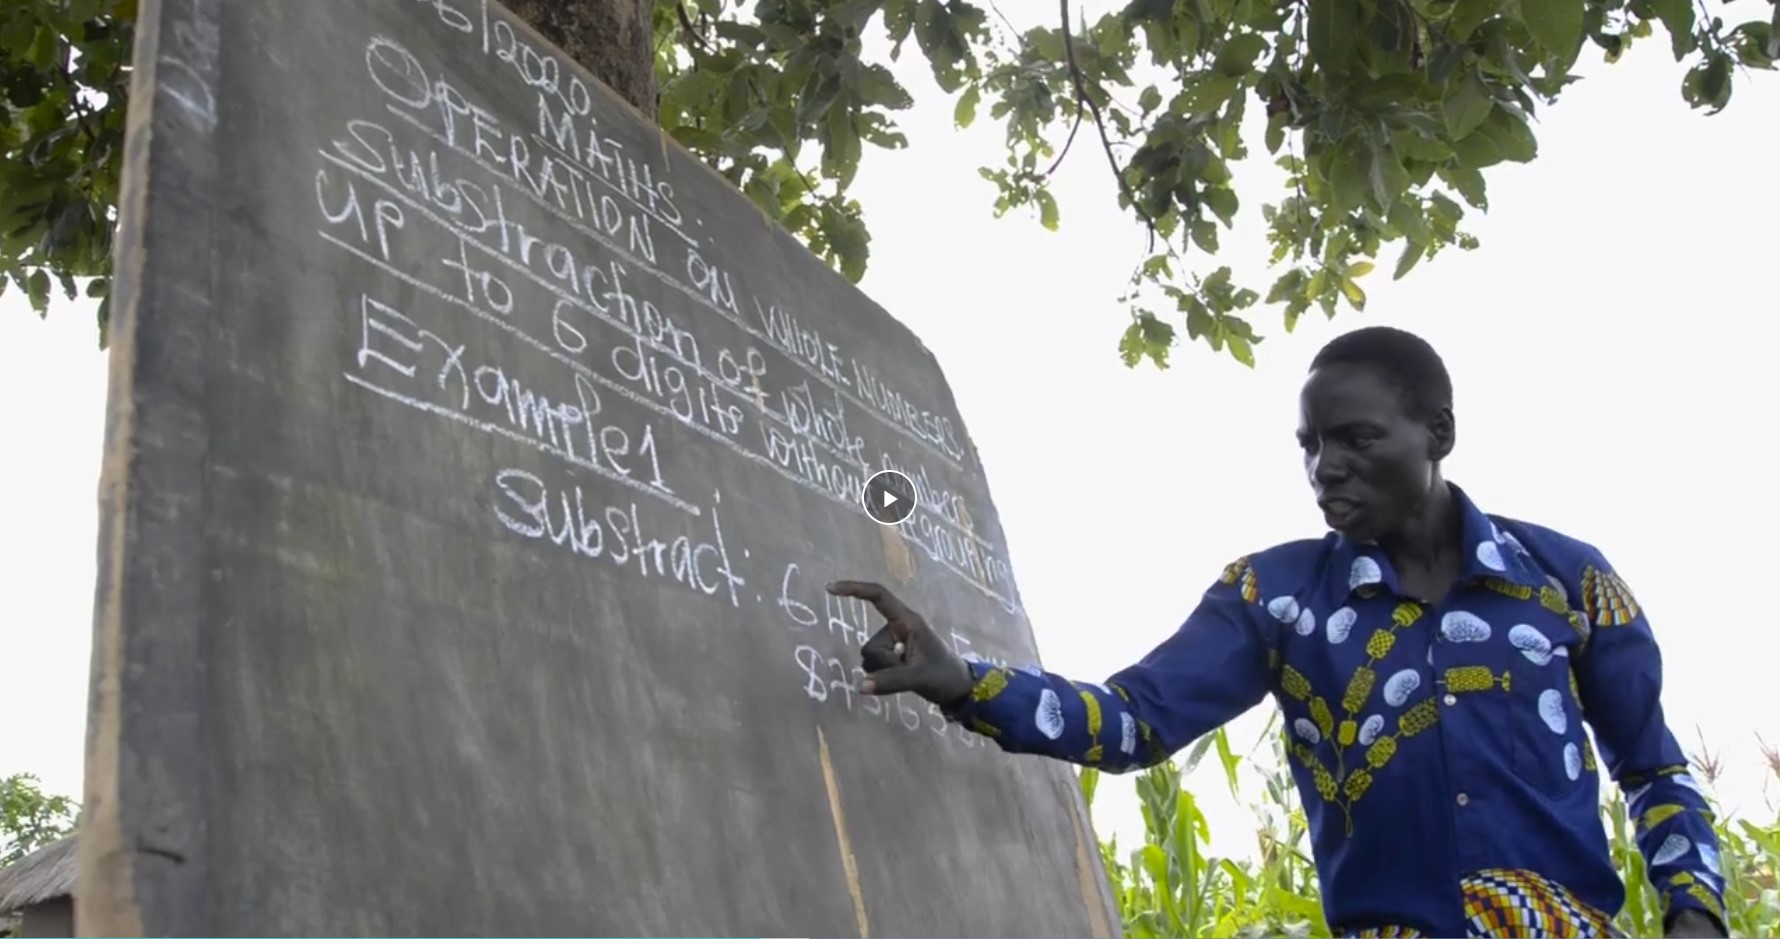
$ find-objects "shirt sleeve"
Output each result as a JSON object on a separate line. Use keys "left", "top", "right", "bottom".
{"left": 946, "top": 558, "right": 1277, "bottom": 774}
{"left": 1568, "top": 549, "right": 1727, "bottom": 932}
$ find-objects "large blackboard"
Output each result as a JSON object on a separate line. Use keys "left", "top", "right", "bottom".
{"left": 81, "top": 1, "right": 1118, "bottom": 936}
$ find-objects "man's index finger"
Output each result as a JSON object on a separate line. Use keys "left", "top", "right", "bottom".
{"left": 826, "top": 580, "right": 913, "bottom": 626}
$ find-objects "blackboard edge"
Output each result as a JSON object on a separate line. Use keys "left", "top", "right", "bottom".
{"left": 82, "top": 0, "right": 221, "bottom": 935}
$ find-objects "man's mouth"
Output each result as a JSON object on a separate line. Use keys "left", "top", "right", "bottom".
{"left": 1318, "top": 496, "right": 1362, "bottom": 527}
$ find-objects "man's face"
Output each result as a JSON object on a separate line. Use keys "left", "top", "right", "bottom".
{"left": 1297, "top": 364, "right": 1440, "bottom": 542}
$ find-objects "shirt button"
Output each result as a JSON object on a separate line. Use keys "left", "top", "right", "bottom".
{"left": 1456, "top": 792, "right": 1470, "bottom": 806}
{"left": 1444, "top": 693, "right": 1458, "bottom": 706}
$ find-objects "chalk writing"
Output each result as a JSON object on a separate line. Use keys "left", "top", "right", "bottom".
{"left": 305, "top": 7, "right": 1038, "bottom": 759}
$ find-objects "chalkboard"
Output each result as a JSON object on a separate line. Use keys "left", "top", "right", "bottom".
{"left": 81, "top": 1, "right": 1119, "bottom": 936}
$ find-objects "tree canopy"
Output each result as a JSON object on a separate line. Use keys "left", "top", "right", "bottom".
{"left": 0, "top": 773, "right": 76, "bottom": 865}
{"left": 1, "top": 0, "right": 1773, "bottom": 364}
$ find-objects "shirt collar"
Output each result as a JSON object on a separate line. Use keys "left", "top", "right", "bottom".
{"left": 1324, "top": 483, "right": 1546, "bottom": 607}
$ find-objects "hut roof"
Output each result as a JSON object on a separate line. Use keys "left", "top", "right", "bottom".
{"left": 0, "top": 835, "right": 76, "bottom": 914}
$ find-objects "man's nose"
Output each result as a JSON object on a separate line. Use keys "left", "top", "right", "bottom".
{"left": 1311, "top": 445, "right": 1351, "bottom": 485}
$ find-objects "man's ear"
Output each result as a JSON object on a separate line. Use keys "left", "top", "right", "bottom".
{"left": 1428, "top": 407, "right": 1456, "bottom": 462}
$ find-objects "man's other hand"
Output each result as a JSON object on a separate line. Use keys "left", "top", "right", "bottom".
{"left": 826, "top": 580, "right": 975, "bottom": 708}
{"left": 1666, "top": 909, "right": 1727, "bottom": 938}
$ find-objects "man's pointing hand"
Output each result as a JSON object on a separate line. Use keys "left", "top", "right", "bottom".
{"left": 826, "top": 580, "right": 975, "bottom": 708}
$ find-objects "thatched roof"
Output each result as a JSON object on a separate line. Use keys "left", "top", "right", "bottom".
{"left": 0, "top": 835, "right": 77, "bottom": 914}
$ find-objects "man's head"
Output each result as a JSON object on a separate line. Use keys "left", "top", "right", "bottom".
{"left": 1298, "top": 326, "right": 1455, "bottom": 541}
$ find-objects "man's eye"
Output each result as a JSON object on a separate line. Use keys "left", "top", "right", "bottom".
{"left": 1348, "top": 431, "right": 1381, "bottom": 449}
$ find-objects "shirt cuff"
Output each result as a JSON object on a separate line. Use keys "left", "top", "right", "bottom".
{"left": 942, "top": 658, "right": 1016, "bottom": 735}
{"left": 1663, "top": 875, "right": 1727, "bottom": 936}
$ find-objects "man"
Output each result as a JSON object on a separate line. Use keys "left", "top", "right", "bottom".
{"left": 829, "top": 326, "right": 1726, "bottom": 939}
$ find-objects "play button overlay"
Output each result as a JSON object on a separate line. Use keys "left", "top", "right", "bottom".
{"left": 863, "top": 469, "right": 917, "bottom": 525}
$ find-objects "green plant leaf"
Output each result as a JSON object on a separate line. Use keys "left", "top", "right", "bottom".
{"left": 1518, "top": 0, "right": 1585, "bottom": 63}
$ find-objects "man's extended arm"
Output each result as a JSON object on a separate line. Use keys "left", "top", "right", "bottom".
{"left": 1569, "top": 550, "right": 1728, "bottom": 937}
{"left": 945, "top": 561, "right": 1277, "bottom": 774}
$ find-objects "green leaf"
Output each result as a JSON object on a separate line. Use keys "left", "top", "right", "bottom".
{"left": 1394, "top": 240, "right": 1427, "bottom": 279}
{"left": 1442, "top": 73, "right": 1494, "bottom": 140}
{"left": 953, "top": 85, "right": 980, "bottom": 128}
{"left": 1307, "top": 0, "right": 1360, "bottom": 78}
{"left": 26, "top": 269, "right": 50, "bottom": 314}
{"left": 1173, "top": 74, "right": 1241, "bottom": 116}
{"left": 1035, "top": 188, "right": 1060, "bottom": 231}
{"left": 1517, "top": 0, "right": 1584, "bottom": 63}
{"left": 1648, "top": 0, "right": 1697, "bottom": 61}
{"left": 1118, "top": 311, "right": 1176, "bottom": 369}
{"left": 1212, "top": 33, "right": 1269, "bottom": 77}
{"left": 1446, "top": 0, "right": 1509, "bottom": 42}
{"left": 1340, "top": 277, "right": 1367, "bottom": 310}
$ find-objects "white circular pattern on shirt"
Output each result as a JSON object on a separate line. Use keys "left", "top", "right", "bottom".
{"left": 1357, "top": 714, "right": 1386, "bottom": 746}
{"left": 1440, "top": 611, "right": 1492, "bottom": 643}
{"left": 1674, "top": 772, "right": 1706, "bottom": 797}
{"left": 1499, "top": 529, "right": 1526, "bottom": 555}
{"left": 1119, "top": 712, "right": 1137, "bottom": 755}
{"left": 1293, "top": 717, "right": 1322, "bottom": 745}
{"left": 1552, "top": 645, "right": 1570, "bottom": 659}
{"left": 1267, "top": 596, "right": 1301, "bottom": 624}
{"left": 1350, "top": 556, "right": 1383, "bottom": 590}
{"left": 1537, "top": 689, "right": 1567, "bottom": 734}
{"left": 1295, "top": 607, "right": 1317, "bottom": 637}
{"left": 1564, "top": 742, "right": 1583, "bottom": 780}
{"left": 1626, "top": 783, "right": 1654, "bottom": 813}
{"left": 1651, "top": 833, "right": 1692, "bottom": 867}
{"left": 1383, "top": 669, "right": 1422, "bottom": 707}
{"left": 1326, "top": 606, "right": 1356, "bottom": 644}
{"left": 1035, "top": 688, "right": 1065, "bottom": 740}
{"left": 1699, "top": 842, "right": 1721, "bottom": 875}
{"left": 1476, "top": 540, "right": 1507, "bottom": 571}
{"left": 1508, "top": 624, "right": 1554, "bottom": 666}
{"left": 1019, "top": 663, "right": 1045, "bottom": 677}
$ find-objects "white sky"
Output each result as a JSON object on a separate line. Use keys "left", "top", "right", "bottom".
{"left": 3, "top": 4, "right": 1775, "bottom": 867}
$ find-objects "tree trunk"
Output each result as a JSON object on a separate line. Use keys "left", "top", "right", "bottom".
{"left": 508, "top": 0, "right": 658, "bottom": 116}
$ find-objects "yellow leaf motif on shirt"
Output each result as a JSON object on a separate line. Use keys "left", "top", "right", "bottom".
{"left": 1539, "top": 584, "right": 1568, "bottom": 615}
{"left": 972, "top": 668, "right": 1010, "bottom": 703}
{"left": 1366, "top": 736, "right": 1398, "bottom": 769}
{"left": 1079, "top": 688, "right": 1103, "bottom": 737}
{"left": 1399, "top": 699, "right": 1439, "bottom": 736}
{"left": 1482, "top": 578, "right": 1533, "bottom": 600}
{"left": 1568, "top": 668, "right": 1582, "bottom": 704}
{"left": 1338, "top": 719, "right": 1357, "bottom": 746}
{"left": 1343, "top": 666, "right": 1377, "bottom": 714}
{"left": 1310, "top": 760, "right": 1337, "bottom": 800}
{"left": 969, "top": 717, "right": 1001, "bottom": 738}
{"left": 1638, "top": 803, "right": 1687, "bottom": 833}
{"left": 1281, "top": 665, "right": 1312, "bottom": 701}
{"left": 1220, "top": 556, "right": 1260, "bottom": 603}
{"left": 1310, "top": 697, "right": 1334, "bottom": 738}
{"left": 1685, "top": 884, "right": 1725, "bottom": 921}
{"left": 1085, "top": 744, "right": 1104, "bottom": 764}
{"left": 1582, "top": 564, "right": 1641, "bottom": 626}
{"left": 1364, "top": 629, "right": 1396, "bottom": 660}
{"left": 1344, "top": 769, "right": 1373, "bottom": 801}
{"left": 1445, "top": 665, "right": 1508, "bottom": 694}
{"left": 1391, "top": 601, "right": 1424, "bottom": 627}
{"left": 1584, "top": 739, "right": 1598, "bottom": 772}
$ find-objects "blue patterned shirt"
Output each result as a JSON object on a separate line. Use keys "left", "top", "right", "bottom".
{"left": 950, "top": 486, "right": 1724, "bottom": 937}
